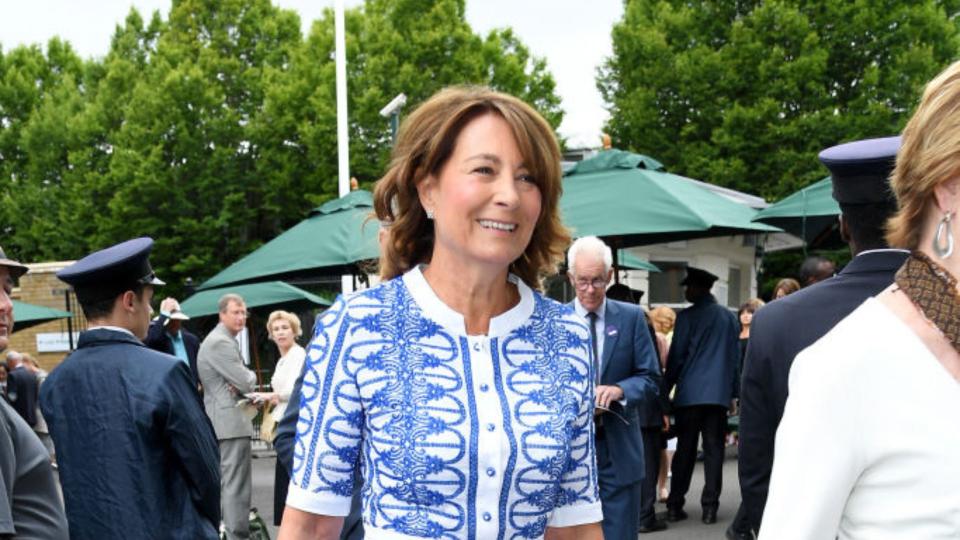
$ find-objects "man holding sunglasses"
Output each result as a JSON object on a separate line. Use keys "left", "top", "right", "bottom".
{"left": 568, "top": 236, "right": 662, "bottom": 540}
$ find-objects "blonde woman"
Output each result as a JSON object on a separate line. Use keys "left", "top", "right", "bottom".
{"left": 250, "top": 310, "right": 306, "bottom": 526}
{"left": 760, "top": 61, "right": 960, "bottom": 539}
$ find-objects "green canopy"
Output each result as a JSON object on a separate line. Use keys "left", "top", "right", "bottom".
{"left": 561, "top": 150, "right": 780, "bottom": 246}
{"left": 752, "top": 177, "right": 840, "bottom": 243}
{"left": 566, "top": 148, "right": 665, "bottom": 174}
{"left": 181, "top": 281, "right": 332, "bottom": 318}
{"left": 12, "top": 300, "right": 72, "bottom": 332}
{"left": 200, "top": 190, "right": 379, "bottom": 290}
{"left": 617, "top": 251, "right": 660, "bottom": 272}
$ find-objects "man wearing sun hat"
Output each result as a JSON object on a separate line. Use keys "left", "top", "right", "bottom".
{"left": 40, "top": 237, "right": 221, "bottom": 539}
{"left": 144, "top": 296, "right": 202, "bottom": 391}
{"left": 0, "top": 245, "right": 69, "bottom": 538}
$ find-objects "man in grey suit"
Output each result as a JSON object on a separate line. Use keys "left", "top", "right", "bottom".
{"left": 198, "top": 293, "right": 257, "bottom": 540}
{"left": 568, "top": 236, "right": 662, "bottom": 540}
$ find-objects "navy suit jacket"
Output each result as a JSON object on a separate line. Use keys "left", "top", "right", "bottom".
{"left": 665, "top": 294, "right": 739, "bottom": 408}
{"left": 143, "top": 316, "right": 201, "bottom": 388}
{"left": 41, "top": 329, "right": 221, "bottom": 539}
{"left": 737, "top": 250, "right": 909, "bottom": 531}
{"left": 574, "top": 298, "right": 661, "bottom": 487}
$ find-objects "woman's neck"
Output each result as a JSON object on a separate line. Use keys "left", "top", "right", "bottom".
{"left": 740, "top": 327, "right": 750, "bottom": 339}
{"left": 421, "top": 254, "right": 518, "bottom": 335}
{"left": 278, "top": 343, "right": 293, "bottom": 357}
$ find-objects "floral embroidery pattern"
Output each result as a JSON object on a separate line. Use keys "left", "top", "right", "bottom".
{"left": 292, "top": 276, "right": 598, "bottom": 538}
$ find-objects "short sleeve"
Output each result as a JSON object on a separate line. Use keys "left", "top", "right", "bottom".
{"left": 286, "top": 296, "right": 363, "bottom": 517}
{"left": 547, "top": 316, "right": 603, "bottom": 528}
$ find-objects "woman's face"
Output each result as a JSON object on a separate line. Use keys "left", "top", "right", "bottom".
{"left": 774, "top": 287, "right": 787, "bottom": 299}
{"left": 740, "top": 309, "right": 754, "bottom": 327}
{"left": 270, "top": 319, "right": 294, "bottom": 350}
{"left": 418, "top": 113, "right": 542, "bottom": 274}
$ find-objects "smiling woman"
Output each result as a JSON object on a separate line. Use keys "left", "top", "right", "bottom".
{"left": 278, "top": 87, "right": 603, "bottom": 540}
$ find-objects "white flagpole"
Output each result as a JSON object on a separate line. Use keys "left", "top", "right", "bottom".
{"left": 335, "top": 0, "right": 349, "bottom": 197}
{"left": 335, "top": 0, "right": 354, "bottom": 294}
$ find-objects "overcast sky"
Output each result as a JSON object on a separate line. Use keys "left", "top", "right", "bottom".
{"left": 0, "top": 0, "right": 623, "bottom": 148}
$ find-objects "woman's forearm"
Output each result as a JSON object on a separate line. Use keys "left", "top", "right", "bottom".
{"left": 276, "top": 507, "right": 344, "bottom": 540}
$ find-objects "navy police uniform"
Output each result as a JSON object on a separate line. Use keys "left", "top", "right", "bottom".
{"left": 664, "top": 268, "right": 739, "bottom": 523}
{"left": 41, "top": 238, "right": 221, "bottom": 539}
{"left": 734, "top": 137, "right": 908, "bottom": 536}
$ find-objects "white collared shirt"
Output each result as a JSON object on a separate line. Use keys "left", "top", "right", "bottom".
{"left": 87, "top": 325, "right": 135, "bottom": 338}
{"left": 286, "top": 266, "right": 602, "bottom": 538}
{"left": 573, "top": 298, "right": 607, "bottom": 373}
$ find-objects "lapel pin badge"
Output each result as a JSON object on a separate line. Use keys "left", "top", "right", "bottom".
{"left": 606, "top": 325, "right": 618, "bottom": 337}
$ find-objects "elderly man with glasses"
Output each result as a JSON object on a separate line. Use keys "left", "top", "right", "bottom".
{"left": 567, "top": 236, "right": 662, "bottom": 539}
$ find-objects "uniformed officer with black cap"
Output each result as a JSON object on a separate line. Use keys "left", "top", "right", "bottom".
{"left": 0, "top": 246, "right": 69, "bottom": 538}
{"left": 664, "top": 266, "right": 740, "bottom": 525}
{"left": 730, "top": 136, "right": 909, "bottom": 539}
{"left": 40, "top": 237, "right": 222, "bottom": 539}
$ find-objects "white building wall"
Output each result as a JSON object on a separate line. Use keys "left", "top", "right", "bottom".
{"left": 617, "top": 235, "right": 759, "bottom": 310}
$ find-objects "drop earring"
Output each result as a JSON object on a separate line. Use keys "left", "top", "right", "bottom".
{"left": 426, "top": 208, "right": 435, "bottom": 220}
{"left": 933, "top": 211, "right": 954, "bottom": 259}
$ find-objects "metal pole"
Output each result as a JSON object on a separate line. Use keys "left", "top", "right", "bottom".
{"left": 335, "top": 0, "right": 350, "bottom": 197}
{"left": 64, "top": 289, "right": 74, "bottom": 351}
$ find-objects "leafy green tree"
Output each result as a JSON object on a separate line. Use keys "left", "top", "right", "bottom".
{"left": 257, "top": 0, "right": 563, "bottom": 216}
{"left": 1, "top": 0, "right": 562, "bottom": 291}
{"left": 599, "top": 0, "right": 960, "bottom": 200}
{"left": 0, "top": 39, "right": 94, "bottom": 259}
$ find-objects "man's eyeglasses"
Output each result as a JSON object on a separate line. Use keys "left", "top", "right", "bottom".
{"left": 573, "top": 277, "right": 608, "bottom": 291}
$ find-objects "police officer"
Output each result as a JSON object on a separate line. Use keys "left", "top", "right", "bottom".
{"left": 731, "top": 136, "right": 908, "bottom": 539}
{"left": 664, "top": 267, "right": 740, "bottom": 525}
{"left": 41, "top": 237, "right": 221, "bottom": 539}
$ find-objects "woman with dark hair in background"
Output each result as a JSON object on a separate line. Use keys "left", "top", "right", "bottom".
{"left": 771, "top": 278, "right": 800, "bottom": 299}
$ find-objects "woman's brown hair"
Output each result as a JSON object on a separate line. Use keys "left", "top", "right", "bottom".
{"left": 373, "top": 86, "right": 569, "bottom": 288}
{"left": 888, "top": 60, "right": 960, "bottom": 249}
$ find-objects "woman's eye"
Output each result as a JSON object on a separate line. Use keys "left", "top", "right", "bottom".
{"left": 518, "top": 174, "right": 536, "bottom": 184}
{"left": 473, "top": 166, "right": 495, "bottom": 175}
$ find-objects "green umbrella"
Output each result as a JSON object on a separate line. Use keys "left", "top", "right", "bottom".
{"left": 561, "top": 150, "right": 780, "bottom": 246}
{"left": 12, "top": 300, "right": 72, "bottom": 332}
{"left": 181, "top": 281, "right": 332, "bottom": 318}
{"left": 752, "top": 177, "right": 840, "bottom": 243}
{"left": 617, "top": 251, "right": 660, "bottom": 272}
{"left": 199, "top": 190, "right": 379, "bottom": 290}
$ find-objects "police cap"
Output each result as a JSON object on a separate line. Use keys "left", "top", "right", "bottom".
{"left": 681, "top": 267, "right": 718, "bottom": 287}
{"left": 818, "top": 136, "right": 901, "bottom": 205}
{"left": 57, "top": 237, "right": 165, "bottom": 304}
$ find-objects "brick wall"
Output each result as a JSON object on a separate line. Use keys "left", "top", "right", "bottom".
{"left": 9, "top": 261, "right": 80, "bottom": 372}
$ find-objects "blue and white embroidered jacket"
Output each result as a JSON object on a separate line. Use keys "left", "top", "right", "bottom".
{"left": 287, "top": 267, "right": 602, "bottom": 539}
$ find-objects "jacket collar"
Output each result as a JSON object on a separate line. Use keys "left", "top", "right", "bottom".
{"left": 77, "top": 327, "right": 145, "bottom": 349}
{"left": 840, "top": 249, "right": 909, "bottom": 276}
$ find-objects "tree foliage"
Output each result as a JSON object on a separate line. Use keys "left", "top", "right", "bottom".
{"left": 599, "top": 0, "right": 960, "bottom": 200}
{"left": 0, "top": 0, "right": 561, "bottom": 292}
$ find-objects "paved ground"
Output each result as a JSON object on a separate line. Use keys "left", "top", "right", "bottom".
{"left": 252, "top": 447, "right": 742, "bottom": 539}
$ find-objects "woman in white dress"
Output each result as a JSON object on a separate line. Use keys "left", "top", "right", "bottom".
{"left": 250, "top": 310, "right": 306, "bottom": 525}
{"left": 760, "top": 61, "right": 960, "bottom": 539}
